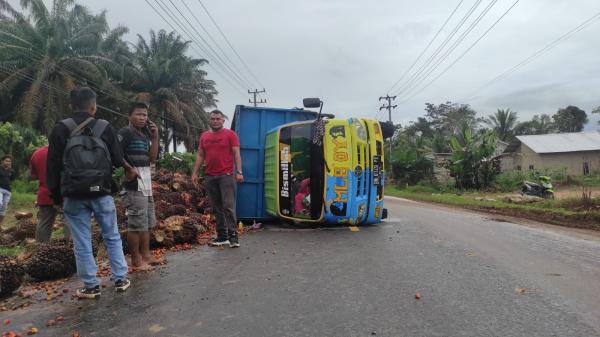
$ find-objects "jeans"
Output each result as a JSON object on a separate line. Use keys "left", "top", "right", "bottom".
{"left": 0, "top": 188, "right": 10, "bottom": 216}
{"left": 63, "top": 195, "right": 128, "bottom": 288}
{"left": 204, "top": 174, "right": 237, "bottom": 238}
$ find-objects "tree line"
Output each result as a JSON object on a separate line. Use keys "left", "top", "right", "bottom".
{"left": 0, "top": 0, "right": 217, "bottom": 152}
{"left": 391, "top": 102, "right": 598, "bottom": 189}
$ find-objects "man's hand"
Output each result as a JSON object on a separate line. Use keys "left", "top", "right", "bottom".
{"left": 192, "top": 173, "right": 199, "bottom": 187}
{"left": 148, "top": 120, "right": 159, "bottom": 140}
{"left": 235, "top": 173, "right": 244, "bottom": 183}
{"left": 125, "top": 167, "right": 140, "bottom": 182}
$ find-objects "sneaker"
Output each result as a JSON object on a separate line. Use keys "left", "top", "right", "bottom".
{"left": 229, "top": 234, "right": 240, "bottom": 248}
{"left": 114, "top": 278, "right": 131, "bottom": 292}
{"left": 76, "top": 285, "right": 101, "bottom": 299}
{"left": 209, "top": 236, "right": 230, "bottom": 247}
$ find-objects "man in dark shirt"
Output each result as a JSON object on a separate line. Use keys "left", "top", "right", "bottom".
{"left": 47, "top": 87, "right": 136, "bottom": 299}
{"left": 0, "top": 154, "right": 14, "bottom": 229}
{"left": 118, "top": 102, "right": 159, "bottom": 271}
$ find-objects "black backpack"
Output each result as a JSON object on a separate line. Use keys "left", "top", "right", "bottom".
{"left": 60, "top": 117, "right": 113, "bottom": 197}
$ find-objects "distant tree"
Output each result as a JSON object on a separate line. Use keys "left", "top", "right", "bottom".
{"left": 424, "top": 101, "right": 480, "bottom": 135}
{"left": 593, "top": 106, "right": 600, "bottom": 124}
{"left": 391, "top": 132, "right": 434, "bottom": 185}
{"left": 126, "top": 30, "right": 217, "bottom": 150}
{"left": 447, "top": 125, "right": 498, "bottom": 190}
{"left": 552, "top": 106, "right": 588, "bottom": 132}
{"left": 404, "top": 117, "right": 433, "bottom": 138}
{"left": 485, "top": 108, "right": 518, "bottom": 141}
{"left": 514, "top": 114, "right": 555, "bottom": 135}
{"left": 428, "top": 129, "right": 448, "bottom": 153}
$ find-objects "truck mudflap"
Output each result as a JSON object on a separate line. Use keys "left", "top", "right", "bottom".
{"left": 382, "top": 208, "right": 388, "bottom": 219}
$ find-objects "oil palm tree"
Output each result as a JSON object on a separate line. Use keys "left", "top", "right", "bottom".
{"left": 485, "top": 108, "right": 518, "bottom": 141}
{"left": 0, "top": 0, "right": 124, "bottom": 133}
{"left": 127, "top": 29, "right": 217, "bottom": 151}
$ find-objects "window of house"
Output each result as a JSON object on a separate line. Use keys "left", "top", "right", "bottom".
{"left": 516, "top": 165, "right": 521, "bottom": 171}
{"left": 529, "top": 165, "right": 534, "bottom": 170}
{"left": 583, "top": 162, "right": 590, "bottom": 175}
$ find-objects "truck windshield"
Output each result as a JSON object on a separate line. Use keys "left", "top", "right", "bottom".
{"left": 278, "top": 123, "right": 323, "bottom": 220}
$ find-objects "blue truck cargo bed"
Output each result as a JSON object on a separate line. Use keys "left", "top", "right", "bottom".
{"left": 231, "top": 105, "right": 320, "bottom": 221}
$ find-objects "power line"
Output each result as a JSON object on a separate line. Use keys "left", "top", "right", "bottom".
{"left": 462, "top": 9, "right": 600, "bottom": 102}
{"left": 196, "top": 0, "right": 266, "bottom": 90}
{"left": 145, "top": 0, "right": 247, "bottom": 95}
{"left": 391, "top": 0, "right": 484, "bottom": 98}
{"left": 403, "top": 0, "right": 521, "bottom": 103}
{"left": 178, "top": 0, "right": 256, "bottom": 90}
{"left": 386, "top": 0, "right": 465, "bottom": 95}
{"left": 151, "top": 0, "right": 248, "bottom": 91}
{"left": 161, "top": 0, "right": 252, "bottom": 89}
{"left": 396, "top": 0, "right": 500, "bottom": 99}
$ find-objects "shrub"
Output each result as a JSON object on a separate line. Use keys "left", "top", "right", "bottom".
{"left": 157, "top": 152, "right": 198, "bottom": 175}
{"left": 493, "top": 170, "right": 527, "bottom": 192}
{"left": 11, "top": 178, "right": 38, "bottom": 194}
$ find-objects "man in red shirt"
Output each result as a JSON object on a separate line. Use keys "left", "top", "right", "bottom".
{"left": 192, "top": 110, "right": 244, "bottom": 248}
{"left": 30, "top": 145, "right": 70, "bottom": 242}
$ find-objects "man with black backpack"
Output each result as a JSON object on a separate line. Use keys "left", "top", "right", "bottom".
{"left": 47, "top": 87, "right": 136, "bottom": 299}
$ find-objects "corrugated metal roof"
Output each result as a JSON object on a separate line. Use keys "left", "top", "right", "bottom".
{"left": 516, "top": 132, "right": 600, "bottom": 154}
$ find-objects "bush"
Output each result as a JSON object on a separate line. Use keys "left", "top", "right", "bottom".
{"left": 0, "top": 122, "right": 47, "bottom": 176}
{"left": 401, "top": 180, "right": 455, "bottom": 194}
{"left": 11, "top": 178, "right": 38, "bottom": 194}
{"left": 493, "top": 170, "right": 527, "bottom": 192}
{"left": 157, "top": 152, "right": 197, "bottom": 175}
{"left": 390, "top": 150, "right": 434, "bottom": 186}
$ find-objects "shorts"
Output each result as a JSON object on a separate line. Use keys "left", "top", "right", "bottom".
{"left": 120, "top": 189, "right": 156, "bottom": 231}
{"left": 0, "top": 188, "right": 11, "bottom": 216}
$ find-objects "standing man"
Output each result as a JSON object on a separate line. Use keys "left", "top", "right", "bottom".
{"left": 192, "top": 110, "right": 243, "bottom": 248}
{"left": 0, "top": 155, "right": 14, "bottom": 229}
{"left": 47, "top": 87, "right": 134, "bottom": 299}
{"left": 30, "top": 145, "right": 70, "bottom": 242}
{"left": 118, "top": 102, "right": 159, "bottom": 271}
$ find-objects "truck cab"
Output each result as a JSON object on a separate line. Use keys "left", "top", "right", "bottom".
{"left": 264, "top": 117, "right": 386, "bottom": 225}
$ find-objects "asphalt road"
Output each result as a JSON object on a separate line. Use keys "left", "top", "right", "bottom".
{"left": 3, "top": 196, "right": 600, "bottom": 337}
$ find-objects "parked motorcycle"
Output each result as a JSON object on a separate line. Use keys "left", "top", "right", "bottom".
{"left": 521, "top": 175, "right": 554, "bottom": 199}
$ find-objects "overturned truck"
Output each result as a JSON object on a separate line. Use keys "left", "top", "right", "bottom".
{"left": 233, "top": 98, "right": 391, "bottom": 225}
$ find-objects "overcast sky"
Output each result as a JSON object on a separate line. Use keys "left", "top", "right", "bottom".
{"left": 11, "top": 0, "right": 600, "bottom": 128}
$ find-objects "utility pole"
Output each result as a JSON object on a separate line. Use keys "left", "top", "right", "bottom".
{"left": 379, "top": 95, "right": 397, "bottom": 170}
{"left": 248, "top": 88, "right": 267, "bottom": 107}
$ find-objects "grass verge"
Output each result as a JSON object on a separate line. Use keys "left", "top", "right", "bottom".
{"left": 3, "top": 192, "right": 37, "bottom": 229}
{"left": 386, "top": 186, "right": 600, "bottom": 231}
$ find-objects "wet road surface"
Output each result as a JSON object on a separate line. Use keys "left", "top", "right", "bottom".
{"left": 2, "top": 196, "right": 600, "bottom": 336}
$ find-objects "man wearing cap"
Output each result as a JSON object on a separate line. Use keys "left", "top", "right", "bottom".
{"left": 118, "top": 102, "right": 159, "bottom": 270}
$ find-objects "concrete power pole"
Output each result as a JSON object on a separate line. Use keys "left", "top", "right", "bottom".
{"left": 248, "top": 88, "right": 267, "bottom": 107}
{"left": 379, "top": 95, "right": 397, "bottom": 168}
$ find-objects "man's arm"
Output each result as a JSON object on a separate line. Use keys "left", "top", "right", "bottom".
{"left": 106, "top": 125, "right": 138, "bottom": 180}
{"left": 148, "top": 120, "right": 159, "bottom": 163}
{"left": 29, "top": 151, "right": 38, "bottom": 179}
{"left": 191, "top": 147, "right": 204, "bottom": 186}
{"left": 232, "top": 146, "right": 244, "bottom": 183}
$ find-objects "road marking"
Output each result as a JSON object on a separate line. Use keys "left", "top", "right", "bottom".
{"left": 349, "top": 226, "right": 360, "bottom": 232}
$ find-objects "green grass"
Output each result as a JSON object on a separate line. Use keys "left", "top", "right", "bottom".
{"left": 0, "top": 245, "right": 24, "bottom": 256}
{"left": 3, "top": 192, "right": 37, "bottom": 229}
{"left": 385, "top": 186, "right": 593, "bottom": 218}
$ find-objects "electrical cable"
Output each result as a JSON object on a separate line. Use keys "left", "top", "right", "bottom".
{"left": 385, "top": 0, "right": 465, "bottom": 95}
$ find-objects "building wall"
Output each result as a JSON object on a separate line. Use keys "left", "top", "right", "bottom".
{"left": 514, "top": 143, "right": 600, "bottom": 175}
